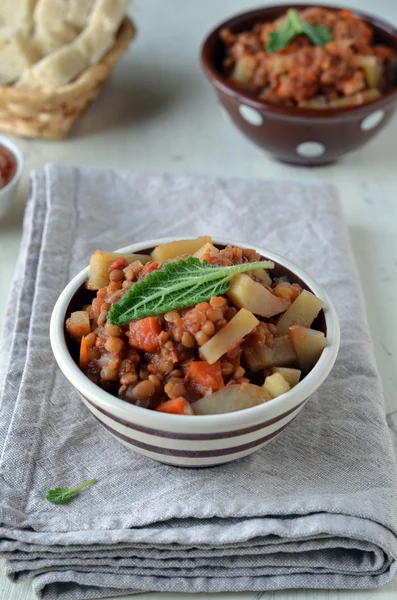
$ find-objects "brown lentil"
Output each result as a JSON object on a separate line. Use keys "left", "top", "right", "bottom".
{"left": 207, "top": 307, "right": 223, "bottom": 322}
{"left": 159, "top": 331, "right": 171, "bottom": 344}
{"left": 196, "top": 302, "right": 210, "bottom": 312}
{"left": 120, "top": 372, "right": 138, "bottom": 385}
{"left": 100, "top": 366, "right": 118, "bottom": 381}
{"left": 181, "top": 331, "right": 196, "bottom": 348}
{"left": 132, "top": 380, "right": 156, "bottom": 401}
{"left": 195, "top": 331, "right": 209, "bottom": 346}
{"left": 105, "top": 336, "right": 124, "bottom": 354}
{"left": 221, "top": 361, "right": 235, "bottom": 376}
{"left": 210, "top": 296, "right": 227, "bottom": 308}
{"left": 148, "top": 374, "right": 161, "bottom": 387}
{"left": 169, "top": 369, "right": 183, "bottom": 378}
{"left": 201, "top": 320, "right": 215, "bottom": 336}
{"left": 164, "top": 310, "right": 180, "bottom": 323}
{"left": 164, "top": 380, "right": 186, "bottom": 399}
{"left": 97, "top": 310, "right": 108, "bottom": 327}
{"left": 105, "top": 324, "right": 122, "bottom": 336}
{"left": 109, "top": 269, "right": 124, "bottom": 282}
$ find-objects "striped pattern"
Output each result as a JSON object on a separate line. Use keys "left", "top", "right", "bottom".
{"left": 81, "top": 395, "right": 308, "bottom": 467}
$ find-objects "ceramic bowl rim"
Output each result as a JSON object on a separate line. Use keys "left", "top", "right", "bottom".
{"left": 200, "top": 3, "right": 397, "bottom": 119}
{"left": 50, "top": 237, "right": 340, "bottom": 434}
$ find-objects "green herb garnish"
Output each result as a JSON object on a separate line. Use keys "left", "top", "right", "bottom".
{"left": 266, "top": 9, "right": 332, "bottom": 54}
{"left": 108, "top": 257, "right": 274, "bottom": 325}
{"left": 46, "top": 479, "right": 97, "bottom": 504}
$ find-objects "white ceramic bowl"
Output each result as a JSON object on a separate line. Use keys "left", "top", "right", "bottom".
{"left": 0, "top": 136, "right": 24, "bottom": 219}
{"left": 50, "top": 237, "right": 340, "bottom": 467}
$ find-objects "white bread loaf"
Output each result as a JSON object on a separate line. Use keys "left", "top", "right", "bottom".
{"left": 0, "top": 0, "right": 37, "bottom": 34}
{"left": 0, "top": 30, "right": 41, "bottom": 84}
{"left": 17, "top": 44, "right": 88, "bottom": 90}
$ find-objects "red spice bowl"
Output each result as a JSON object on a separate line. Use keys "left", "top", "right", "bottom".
{"left": 200, "top": 4, "right": 397, "bottom": 166}
{"left": 0, "top": 136, "right": 23, "bottom": 218}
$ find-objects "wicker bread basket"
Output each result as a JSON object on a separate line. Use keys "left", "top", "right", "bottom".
{"left": 0, "top": 18, "right": 136, "bottom": 141}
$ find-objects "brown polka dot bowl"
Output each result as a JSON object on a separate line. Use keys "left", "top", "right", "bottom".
{"left": 50, "top": 237, "right": 340, "bottom": 468}
{"left": 200, "top": 4, "right": 397, "bottom": 166}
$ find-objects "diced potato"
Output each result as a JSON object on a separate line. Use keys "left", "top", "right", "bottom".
{"left": 360, "top": 89, "right": 382, "bottom": 103}
{"left": 272, "top": 55, "right": 289, "bottom": 75}
{"left": 328, "top": 89, "right": 381, "bottom": 108}
{"left": 232, "top": 55, "right": 255, "bottom": 84}
{"left": 200, "top": 308, "right": 259, "bottom": 365}
{"left": 87, "top": 250, "right": 151, "bottom": 290}
{"left": 354, "top": 55, "right": 382, "bottom": 89}
{"left": 66, "top": 310, "right": 91, "bottom": 343}
{"left": 193, "top": 242, "right": 219, "bottom": 262}
{"left": 152, "top": 236, "right": 212, "bottom": 262}
{"left": 264, "top": 372, "right": 290, "bottom": 398}
{"left": 271, "top": 367, "right": 301, "bottom": 388}
{"left": 300, "top": 98, "right": 328, "bottom": 108}
{"left": 276, "top": 290, "right": 324, "bottom": 336}
{"left": 227, "top": 274, "right": 290, "bottom": 318}
{"left": 192, "top": 383, "right": 270, "bottom": 415}
{"left": 243, "top": 335, "right": 296, "bottom": 372}
{"left": 250, "top": 268, "right": 272, "bottom": 287}
{"left": 289, "top": 326, "right": 327, "bottom": 372}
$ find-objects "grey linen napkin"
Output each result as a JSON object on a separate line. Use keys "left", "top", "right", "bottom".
{"left": 1, "top": 165, "right": 397, "bottom": 600}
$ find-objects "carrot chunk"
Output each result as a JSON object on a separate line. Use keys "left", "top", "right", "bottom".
{"left": 127, "top": 317, "right": 161, "bottom": 353}
{"left": 79, "top": 336, "right": 89, "bottom": 370}
{"left": 185, "top": 361, "right": 224, "bottom": 396}
{"left": 140, "top": 261, "right": 160, "bottom": 278}
{"left": 156, "top": 397, "right": 193, "bottom": 415}
{"left": 108, "top": 257, "right": 129, "bottom": 272}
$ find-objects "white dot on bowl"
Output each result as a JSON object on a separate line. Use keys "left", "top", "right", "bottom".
{"left": 239, "top": 104, "right": 263, "bottom": 126}
{"left": 296, "top": 141, "right": 325, "bottom": 158}
{"left": 360, "top": 110, "right": 385, "bottom": 131}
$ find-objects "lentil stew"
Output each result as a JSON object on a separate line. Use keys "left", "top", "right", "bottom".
{"left": 220, "top": 7, "right": 397, "bottom": 108}
{"left": 65, "top": 237, "right": 328, "bottom": 415}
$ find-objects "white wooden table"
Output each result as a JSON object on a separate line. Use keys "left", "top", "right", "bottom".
{"left": 1, "top": 0, "right": 397, "bottom": 598}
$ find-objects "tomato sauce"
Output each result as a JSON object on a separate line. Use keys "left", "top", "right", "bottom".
{"left": 0, "top": 145, "right": 17, "bottom": 189}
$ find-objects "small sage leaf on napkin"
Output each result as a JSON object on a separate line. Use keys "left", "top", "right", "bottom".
{"left": 46, "top": 479, "right": 97, "bottom": 504}
{"left": 107, "top": 257, "right": 274, "bottom": 325}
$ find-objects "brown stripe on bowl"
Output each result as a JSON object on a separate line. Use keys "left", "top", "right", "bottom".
{"left": 84, "top": 396, "right": 308, "bottom": 440}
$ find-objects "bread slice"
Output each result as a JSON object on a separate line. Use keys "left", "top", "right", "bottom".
{"left": 72, "top": 0, "right": 128, "bottom": 66}
{"left": 0, "top": 30, "right": 41, "bottom": 84}
{"left": 33, "top": 0, "right": 97, "bottom": 55}
{"left": 89, "top": 0, "right": 128, "bottom": 33}
{"left": 0, "top": 0, "right": 37, "bottom": 34}
{"left": 73, "top": 19, "right": 114, "bottom": 65}
{"left": 17, "top": 44, "right": 88, "bottom": 90}
{"left": 67, "top": 0, "right": 96, "bottom": 30}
